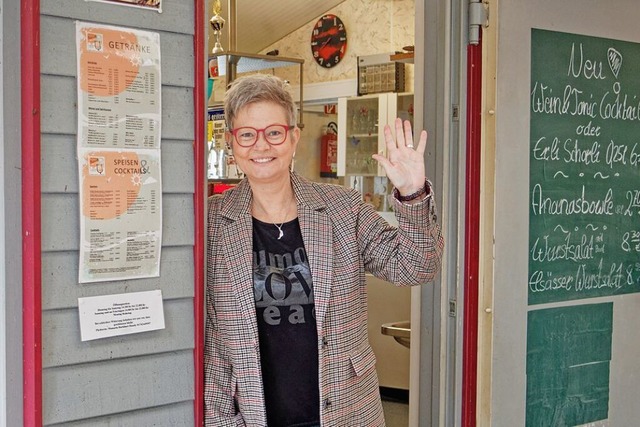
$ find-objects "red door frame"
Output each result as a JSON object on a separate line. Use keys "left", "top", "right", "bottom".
{"left": 21, "top": 0, "right": 43, "bottom": 424}
{"left": 462, "top": 33, "right": 483, "bottom": 427}
{"left": 193, "top": 0, "right": 206, "bottom": 423}
{"left": 21, "top": 0, "right": 207, "bottom": 424}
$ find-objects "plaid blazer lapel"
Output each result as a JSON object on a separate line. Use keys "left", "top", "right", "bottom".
{"left": 219, "top": 180, "right": 259, "bottom": 341}
{"left": 292, "top": 173, "right": 334, "bottom": 330}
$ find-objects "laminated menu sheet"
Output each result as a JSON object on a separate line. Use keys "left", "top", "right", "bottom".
{"left": 76, "top": 22, "right": 163, "bottom": 283}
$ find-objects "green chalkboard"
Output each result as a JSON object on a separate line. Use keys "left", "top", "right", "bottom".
{"left": 526, "top": 303, "right": 613, "bottom": 426}
{"left": 529, "top": 29, "right": 640, "bottom": 305}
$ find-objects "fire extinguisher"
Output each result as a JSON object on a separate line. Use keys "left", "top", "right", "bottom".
{"left": 320, "top": 122, "right": 338, "bottom": 178}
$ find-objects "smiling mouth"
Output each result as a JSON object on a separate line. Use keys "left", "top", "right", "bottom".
{"left": 252, "top": 157, "right": 275, "bottom": 163}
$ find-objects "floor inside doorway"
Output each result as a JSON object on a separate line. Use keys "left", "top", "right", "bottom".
{"left": 381, "top": 387, "right": 409, "bottom": 426}
{"left": 382, "top": 399, "right": 409, "bottom": 426}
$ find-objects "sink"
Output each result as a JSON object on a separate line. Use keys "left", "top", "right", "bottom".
{"left": 381, "top": 321, "right": 411, "bottom": 349}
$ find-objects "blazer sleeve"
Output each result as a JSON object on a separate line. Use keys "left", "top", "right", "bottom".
{"left": 356, "top": 184, "right": 444, "bottom": 285}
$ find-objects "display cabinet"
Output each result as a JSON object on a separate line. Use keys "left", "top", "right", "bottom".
{"left": 336, "top": 92, "right": 414, "bottom": 177}
{"left": 337, "top": 93, "right": 414, "bottom": 221}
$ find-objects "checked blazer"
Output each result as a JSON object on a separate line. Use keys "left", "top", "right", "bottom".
{"left": 205, "top": 172, "right": 444, "bottom": 426}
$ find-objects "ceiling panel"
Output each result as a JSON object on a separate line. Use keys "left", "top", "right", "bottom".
{"left": 208, "top": 0, "right": 347, "bottom": 54}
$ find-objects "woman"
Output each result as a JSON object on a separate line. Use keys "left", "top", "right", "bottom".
{"left": 205, "top": 74, "right": 444, "bottom": 426}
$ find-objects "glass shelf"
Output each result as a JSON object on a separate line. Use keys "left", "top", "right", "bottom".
{"left": 216, "top": 52, "right": 303, "bottom": 76}
{"left": 209, "top": 51, "right": 305, "bottom": 128}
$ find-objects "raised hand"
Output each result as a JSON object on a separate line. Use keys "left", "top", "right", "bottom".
{"left": 371, "top": 118, "right": 427, "bottom": 196}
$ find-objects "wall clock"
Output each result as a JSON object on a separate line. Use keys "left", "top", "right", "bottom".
{"left": 310, "top": 14, "right": 347, "bottom": 68}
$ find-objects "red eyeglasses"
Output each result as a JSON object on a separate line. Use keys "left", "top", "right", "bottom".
{"left": 230, "top": 124, "right": 294, "bottom": 147}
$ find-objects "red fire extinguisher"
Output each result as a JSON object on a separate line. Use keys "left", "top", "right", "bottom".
{"left": 320, "top": 122, "right": 338, "bottom": 178}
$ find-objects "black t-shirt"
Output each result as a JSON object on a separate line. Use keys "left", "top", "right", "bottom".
{"left": 252, "top": 217, "right": 320, "bottom": 427}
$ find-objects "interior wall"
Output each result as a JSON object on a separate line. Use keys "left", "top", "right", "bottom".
{"left": 210, "top": 0, "right": 415, "bottom": 104}
{"left": 38, "top": 1, "right": 197, "bottom": 424}
{"left": 260, "top": 0, "right": 415, "bottom": 86}
{"left": 491, "top": 0, "right": 640, "bottom": 425}
{"left": 367, "top": 275, "right": 412, "bottom": 390}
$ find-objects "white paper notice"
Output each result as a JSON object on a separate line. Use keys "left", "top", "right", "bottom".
{"left": 78, "top": 290, "right": 165, "bottom": 341}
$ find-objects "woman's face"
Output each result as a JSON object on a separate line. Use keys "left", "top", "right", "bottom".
{"left": 229, "top": 101, "right": 299, "bottom": 185}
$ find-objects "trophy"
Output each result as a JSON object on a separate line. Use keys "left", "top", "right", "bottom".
{"left": 209, "top": 0, "right": 225, "bottom": 54}
{"left": 207, "top": 0, "right": 224, "bottom": 100}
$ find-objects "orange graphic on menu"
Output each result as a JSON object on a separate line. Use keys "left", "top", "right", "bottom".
{"left": 79, "top": 27, "right": 142, "bottom": 97}
{"left": 82, "top": 151, "right": 144, "bottom": 220}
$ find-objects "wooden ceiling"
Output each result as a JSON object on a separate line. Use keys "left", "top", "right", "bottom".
{"left": 208, "top": 0, "right": 347, "bottom": 54}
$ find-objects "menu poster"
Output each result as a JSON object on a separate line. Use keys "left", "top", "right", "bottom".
{"left": 86, "top": 0, "right": 162, "bottom": 13}
{"left": 529, "top": 29, "right": 640, "bottom": 305}
{"left": 78, "top": 148, "right": 162, "bottom": 283}
{"left": 76, "top": 22, "right": 161, "bottom": 149}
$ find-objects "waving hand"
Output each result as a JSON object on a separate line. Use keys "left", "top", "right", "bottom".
{"left": 372, "top": 118, "right": 428, "bottom": 196}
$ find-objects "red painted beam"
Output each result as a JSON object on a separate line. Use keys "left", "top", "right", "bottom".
{"left": 21, "top": 0, "right": 43, "bottom": 425}
{"left": 193, "top": 0, "right": 206, "bottom": 424}
{"left": 462, "top": 34, "right": 483, "bottom": 427}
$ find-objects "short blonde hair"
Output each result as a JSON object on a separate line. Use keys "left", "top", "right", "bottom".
{"left": 223, "top": 74, "right": 297, "bottom": 129}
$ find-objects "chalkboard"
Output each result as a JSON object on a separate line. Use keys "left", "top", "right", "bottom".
{"left": 526, "top": 303, "right": 613, "bottom": 426}
{"left": 529, "top": 29, "right": 640, "bottom": 305}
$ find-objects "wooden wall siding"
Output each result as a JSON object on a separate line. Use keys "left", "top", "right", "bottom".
{"left": 42, "top": 247, "right": 194, "bottom": 310}
{"left": 42, "top": 299, "right": 194, "bottom": 367}
{"left": 40, "top": 0, "right": 197, "bottom": 424}
{"left": 43, "top": 351, "right": 194, "bottom": 424}
{"left": 40, "top": 1, "right": 194, "bottom": 36}
{"left": 53, "top": 401, "right": 194, "bottom": 427}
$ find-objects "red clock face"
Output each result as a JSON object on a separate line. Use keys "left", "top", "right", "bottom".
{"left": 310, "top": 14, "right": 347, "bottom": 68}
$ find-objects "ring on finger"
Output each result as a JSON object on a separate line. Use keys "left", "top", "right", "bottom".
{"left": 406, "top": 144, "right": 414, "bottom": 148}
